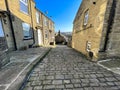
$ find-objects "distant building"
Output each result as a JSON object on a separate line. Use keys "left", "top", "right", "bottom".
{"left": 72, "top": 0, "right": 120, "bottom": 61}
{"left": 0, "top": 0, "right": 55, "bottom": 68}
{"left": 55, "top": 31, "right": 67, "bottom": 45}
{"left": 55, "top": 31, "right": 72, "bottom": 46}
{"left": 61, "top": 32, "right": 72, "bottom": 47}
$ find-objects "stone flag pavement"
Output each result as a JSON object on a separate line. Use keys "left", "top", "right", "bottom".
{"left": 23, "top": 46, "right": 120, "bottom": 90}
{"left": 0, "top": 47, "right": 50, "bottom": 90}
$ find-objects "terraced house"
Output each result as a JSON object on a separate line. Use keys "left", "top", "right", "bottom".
{"left": 72, "top": 0, "right": 120, "bottom": 61}
{"left": 0, "top": 0, "right": 55, "bottom": 68}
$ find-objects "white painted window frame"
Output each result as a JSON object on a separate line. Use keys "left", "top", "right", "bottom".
{"left": 22, "top": 22, "right": 32, "bottom": 39}
{"left": 19, "top": 0, "right": 28, "bottom": 14}
{"left": 36, "top": 11, "right": 40, "bottom": 24}
{"left": 84, "top": 10, "right": 89, "bottom": 26}
{"left": 0, "top": 19, "right": 4, "bottom": 37}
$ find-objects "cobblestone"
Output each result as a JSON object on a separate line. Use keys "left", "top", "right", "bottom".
{"left": 23, "top": 46, "right": 120, "bottom": 90}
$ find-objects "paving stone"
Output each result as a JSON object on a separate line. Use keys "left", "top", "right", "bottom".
{"left": 55, "top": 75, "right": 64, "bottom": 79}
{"left": 65, "top": 84, "right": 74, "bottom": 88}
{"left": 99, "top": 83, "right": 108, "bottom": 86}
{"left": 23, "top": 46, "right": 120, "bottom": 90}
{"left": 90, "top": 74, "right": 97, "bottom": 78}
{"left": 46, "top": 75, "right": 54, "bottom": 79}
{"left": 39, "top": 76, "right": 46, "bottom": 80}
{"left": 105, "top": 77, "right": 117, "bottom": 82}
{"left": 114, "top": 82, "right": 120, "bottom": 85}
{"left": 93, "top": 87, "right": 107, "bottom": 90}
{"left": 25, "top": 82, "right": 31, "bottom": 87}
{"left": 74, "top": 84, "right": 81, "bottom": 88}
{"left": 106, "top": 82, "right": 115, "bottom": 86}
{"left": 24, "top": 87, "right": 33, "bottom": 90}
{"left": 43, "top": 85, "right": 55, "bottom": 89}
{"left": 31, "top": 81, "right": 42, "bottom": 86}
{"left": 73, "top": 75, "right": 80, "bottom": 79}
{"left": 73, "top": 88, "right": 84, "bottom": 90}
{"left": 81, "top": 83, "right": 89, "bottom": 87}
{"left": 89, "top": 79, "right": 99, "bottom": 82}
{"left": 34, "top": 86, "right": 43, "bottom": 90}
{"left": 98, "top": 78, "right": 107, "bottom": 82}
{"left": 96, "top": 74, "right": 104, "bottom": 78}
{"left": 65, "top": 75, "right": 73, "bottom": 79}
{"left": 81, "top": 79, "right": 89, "bottom": 83}
{"left": 84, "top": 87, "right": 94, "bottom": 90}
{"left": 55, "top": 85, "right": 64, "bottom": 89}
{"left": 52, "top": 80, "right": 62, "bottom": 85}
{"left": 71, "top": 79, "right": 81, "bottom": 83}
{"left": 43, "top": 80, "right": 52, "bottom": 85}
{"left": 90, "top": 82, "right": 99, "bottom": 87}
{"left": 64, "top": 80, "right": 71, "bottom": 84}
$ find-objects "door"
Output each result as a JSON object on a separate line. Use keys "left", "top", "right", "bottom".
{"left": 38, "top": 29, "right": 43, "bottom": 45}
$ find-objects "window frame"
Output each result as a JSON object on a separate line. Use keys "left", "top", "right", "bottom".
{"left": 19, "top": 0, "right": 29, "bottom": 14}
{"left": 44, "top": 17, "right": 47, "bottom": 26}
{"left": 36, "top": 11, "right": 40, "bottom": 24}
{"left": 83, "top": 10, "right": 89, "bottom": 26}
{"left": 0, "top": 18, "right": 5, "bottom": 37}
{"left": 45, "top": 30, "right": 48, "bottom": 39}
{"left": 22, "top": 22, "right": 32, "bottom": 40}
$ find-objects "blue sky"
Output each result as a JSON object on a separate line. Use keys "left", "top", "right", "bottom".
{"left": 34, "top": 0, "right": 82, "bottom": 32}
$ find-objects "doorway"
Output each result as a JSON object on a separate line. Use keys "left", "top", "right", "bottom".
{"left": 38, "top": 29, "right": 43, "bottom": 45}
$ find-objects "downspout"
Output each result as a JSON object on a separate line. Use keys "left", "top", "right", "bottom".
{"left": 41, "top": 13, "right": 45, "bottom": 46}
{"left": 5, "top": 0, "right": 17, "bottom": 50}
{"left": 103, "top": 0, "right": 116, "bottom": 51}
{"left": 30, "top": 0, "right": 35, "bottom": 47}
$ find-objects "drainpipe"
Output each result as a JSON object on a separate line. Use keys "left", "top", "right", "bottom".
{"left": 103, "top": 0, "right": 116, "bottom": 51}
{"left": 30, "top": 0, "right": 35, "bottom": 47}
{"left": 41, "top": 13, "right": 45, "bottom": 46}
{"left": 5, "top": 0, "right": 17, "bottom": 50}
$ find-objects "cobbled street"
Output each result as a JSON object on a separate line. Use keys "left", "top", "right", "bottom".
{"left": 23, "top": 46, "right": 120, "bottom": 90}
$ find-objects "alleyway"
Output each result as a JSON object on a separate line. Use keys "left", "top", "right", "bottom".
{"left": 23, "top": 46, "right": 120, "bottom": 90}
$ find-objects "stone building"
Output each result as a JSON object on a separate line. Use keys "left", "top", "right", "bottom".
{"left": 55, "top": 31, "right": 67, "bottom": 45}
{"left": 0, "top": 0, "right": 10, "bottom": 68}
{"left": 72, "top": 0, "right": 120, "bottom": 61}
{"left": 0, "top": 0, "right": 55, "bottom": 68}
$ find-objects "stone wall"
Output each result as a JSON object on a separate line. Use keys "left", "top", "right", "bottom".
{"left": 2, "top": 14, "right": 15, "bottom": 51}
{"left": 72, "top": 0, "right": 108, "bottom": 61}
{"left": 0, "top": 0, "right": 6, "bottom": 11}
{"left": 99, "top": 0, "right": 120, "bottom": 59}
{"left": 0, "top": 26, "right": 9, "bottom": 68}
{"left": 12, "top": 14, "right": 33, "bottom": 50}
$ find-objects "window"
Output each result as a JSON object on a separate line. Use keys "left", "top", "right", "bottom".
{"left": 0, "top": 19, "right": 4, "bottom": 37}
{"left": 22, "top": 23, "right": 32, "bottom": 39}
{"left": 20, "top": 0, "right": 28, "bottom": 14}
{"left": 84, "top": 10, "right": 89, "bottom": 26}
{"left": 36, "top": 11, "right": 40, "bottom": 23}
{"left": 45, "top": 30, "right": 48, "bottom": 38}
{"left": 44, "top": 17, "right": 47, "bottom": 26}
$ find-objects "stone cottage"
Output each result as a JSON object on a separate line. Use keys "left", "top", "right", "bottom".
{"left": 72, "top": 0, "right": 120, "bottom": 61}
{"left": 0, "top": 0, "right": 55, "bottom": 68}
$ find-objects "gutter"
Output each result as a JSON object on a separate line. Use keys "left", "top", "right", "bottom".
{"left": 5, "top": 0, "right": 17, "bottom": 50}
